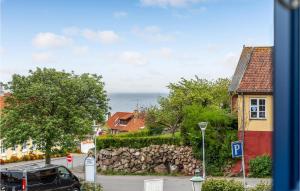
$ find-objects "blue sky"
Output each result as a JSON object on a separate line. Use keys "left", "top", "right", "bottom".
{"left": 0, "top": 0, "right": 273, "bottom": 93}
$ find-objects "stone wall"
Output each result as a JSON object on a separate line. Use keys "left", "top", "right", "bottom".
{"left": 97, "top": 144, "right": 200, "bottom": 175}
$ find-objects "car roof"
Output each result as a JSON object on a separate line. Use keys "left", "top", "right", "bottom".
{"left": 1, "top": 164, "right": 61, "bottom": 172}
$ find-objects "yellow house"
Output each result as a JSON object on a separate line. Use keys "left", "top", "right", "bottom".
{"left": 0, "top": 93, "right": 42, "bottom": 160}
{"left": 229, "top": 46, "right": 273, "bottom": 172}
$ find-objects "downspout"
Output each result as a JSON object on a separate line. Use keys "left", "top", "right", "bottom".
{"left": 242, "top": 93, "right": 245, "bottom": 147}
{"left": 241, "top": 92, "right": 246, "bottom": 186}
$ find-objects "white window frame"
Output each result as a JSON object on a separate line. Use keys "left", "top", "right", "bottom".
{"left": 249, "top": 98, "right": 267, "bottom": 119}
{"left": 32, "top": 143, "right": 37, "bottom": 150}
{"left": 22, "top": 142, "right": 28, "bottom": 152}
{"left": 0, "top": 140, "right": 6, "bottom": 154}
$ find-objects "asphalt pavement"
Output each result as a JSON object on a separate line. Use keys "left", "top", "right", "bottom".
{"left": 0, "top": 154, "right": 271, "bottom": 191}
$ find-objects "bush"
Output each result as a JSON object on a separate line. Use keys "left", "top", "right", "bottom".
{"left": 97, "top": 134, "right": 181, "bottom": 150}
{"left": 181, "top": 105, "right": 237, "bottom": 176}
{"left": 21, "top": 155, "right": 31, "bottom": 161}
{"left": 80, "top": 181, "right": 103, "bottom": 191}
{"left": 0, "top": 159, "right": 5, "bottom": 164}
{"left": 8, "top": 156, "right": 20, "bottom": 163}
{"left": 202, "top": 179, "right": 244, "bottom": 191}
{"left": 249, "top": 155, "right": 272, "bottom": 178}
{"left": 249, "top": 182, "right": 272, "bottom": 191}
{"left": 109, "top": 129, "right": 151, "bottom": 138}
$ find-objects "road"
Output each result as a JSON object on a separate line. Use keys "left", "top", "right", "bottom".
{"left": 0, "top": 153, "right": 86, "bottom": 169}
{"left": 0, "top": 154, "right": 271, "bottom": 191}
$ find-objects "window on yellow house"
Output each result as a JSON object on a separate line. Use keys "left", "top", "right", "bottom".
{"left": 250, "top": 98, "right": 266, "bottom": 119}
{"left": 0, "top": 141, "right": 6, "bottom": 154}
{"left": 11, "top": 145, "right": 17, "bottom": 151}
{"left": 22, "top": 142, "right": 28, "bottom": 152}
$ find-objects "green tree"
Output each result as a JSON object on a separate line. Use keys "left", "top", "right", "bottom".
{"left": 181, "top": 104, "right": 237, "bottom": 175}
{"left": 0, "top": 68, "right": 109, "bottom": 164}
{"left": 145, "top": 77, "right": 232, "bottom": 134}
{"left": 146, "top": 97, "right": 182, "bottom": 135}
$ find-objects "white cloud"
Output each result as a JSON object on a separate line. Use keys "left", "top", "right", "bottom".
{"left": 159, "top": 47, "right": 173, "bottom": 59}
{"left": 172, "top": 7, "right": 207, "bottom": 18}
{"left": 113, "top": 11, "right": 128, "bottom": 18}
{"left": 140, "top": 0, "right": 203, "bottom": 8}
{"left": 62, "top": 26, "right": 80, "bottom": 36}
{"left": 0, "top": 47, "right": 5, "bottom": 55}
{"left": 82, "top": 29, "right": 120, "bottom": 44}
{"left": 72, "top": 46, "right": 89, "bottom": 55}
{"left": 132, "top": 26, "right": 174, "bottom": 43}
{"left": 120, "top": 51, "right": 148, "bottom": 65}
{"left": 32, "top": 32, "right": 72, "bottom": 48}
{"left": 215, "top": 52, "right": 239, "bottom": 72}
{"left": 32, "top": 52, "right": 53, "bottom": 63}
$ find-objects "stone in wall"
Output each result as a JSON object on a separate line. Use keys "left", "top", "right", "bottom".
{"left": 97, "top": 144, "right": 201, "bottom": 175}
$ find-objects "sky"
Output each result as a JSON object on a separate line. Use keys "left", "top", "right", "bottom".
{"left": 0, "top": 0, "right": 273, "bottom": 93}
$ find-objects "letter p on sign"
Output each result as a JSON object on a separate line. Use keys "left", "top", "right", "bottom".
{"left": 231, "top": 141, "right": 243, "bottom": 158}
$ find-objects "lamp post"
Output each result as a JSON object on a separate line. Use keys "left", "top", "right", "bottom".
{"left": 190, "top": 169, "right": 204, "bottom": 191}
{"left": 198, "top": 122, "right": 208, "bottom": 179}
{"left": 91, "top": 120, "right": 100, "bottom": 191}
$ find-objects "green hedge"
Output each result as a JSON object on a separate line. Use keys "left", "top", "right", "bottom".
{"left": 249, "top": 182, "right": 272, "bottom": 191}
{"left": 249, "top": 155, "right": 272, "bottom": 178}
{"left": 201, "top": 179, "right": 244, "bottom": 191}
{"left": 202, "top": 179, "right": 272, "bottom": 191}
{"left": 80, "top": 181, "right": 103, "bottom": 191}
{"left": 97, "top": 134, "right": 181, "bottom": 150}
{"left": 106, "top": 129, "right": 151, "bottom": 138}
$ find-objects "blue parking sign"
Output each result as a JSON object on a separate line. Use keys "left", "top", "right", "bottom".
{"left": 231, "top": 141, "right": 243, "bottom": 158}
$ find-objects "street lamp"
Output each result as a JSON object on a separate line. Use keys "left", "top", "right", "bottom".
{"left": 190, "top": 169, "right": 204, "bottom": 191}
{"left": 198, "top": 122, "right": 208, "bottom": 179}
{"left": 91, "top": 120, "right": 100, "bottom": 191}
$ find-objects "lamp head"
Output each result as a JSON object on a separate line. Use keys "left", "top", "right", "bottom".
{"left": 198, "top": 122, "right": 208, "bottom": 131}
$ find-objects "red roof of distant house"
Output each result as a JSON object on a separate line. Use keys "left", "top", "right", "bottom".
{"left": 229, "top": 46, "right": 273, "bottom": 93}
{"left": 106, "top": 112, "right": 145, "bottom": 132}
{"left": 0, "top": 95, "right": 5, "bottom": 110}
{"left": 0, "top": 93, "right": 10, "bottom": 110}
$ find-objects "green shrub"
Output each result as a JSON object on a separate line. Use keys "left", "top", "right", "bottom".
{"left": 97, "top": 134, "right": 181, "bottom": 150}
{"left": 80, "top": 181, "right": 103, "bottom": 191}
{"left": 181, "top": 105, "right": 237, "bottom": 176}
{"left": 249, "top": 155, "right": 272, "bottom": 178}
{"left": 249, "top": 182, "right": 272, "bottom": 191}
{"left": 202, "top": 179, "right": 244, "bottom": 191}
{"left": 109, "top": 129, "right": 151, "bottom": 138}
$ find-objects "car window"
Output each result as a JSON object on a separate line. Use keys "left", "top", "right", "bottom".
{"left": 27, "top": 171, "right": 40, "bottom": 185}
{"left": 39, "top": 168, "right": 57, "bottom": 184}
{"left": 0, "top": 171, "right": 23, "bottom": 186}
{"left": 58, "top": 167, "right": 71, "bottom": 179}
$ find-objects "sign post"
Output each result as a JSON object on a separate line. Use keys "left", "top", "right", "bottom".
{"left": 66, "top": 154, "right": 73, "bottom": 169}
{"left": 84, "top": 156, "right": 96, "bottom": 182}
{"left": 231, "top": 141, "right": 246, "bottom": 187}
{"left": 144, "top": 179, "right": 164, "bottom": 191}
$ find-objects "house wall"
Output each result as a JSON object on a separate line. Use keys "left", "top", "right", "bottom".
{"left": 237, "top": 94, "right": 273, "bottom": 132}
{"left": 0, "top": 140, "right": 42, "bottom": 160}
{"left": 231, "top": 94, "right": 238, "bottom": 113}
{"left": 231, "top": 94, "right": 273, "bottom": 175}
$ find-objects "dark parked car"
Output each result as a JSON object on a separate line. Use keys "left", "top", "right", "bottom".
{"left": 0, "top": 164, "right": 81, "bottom": 191}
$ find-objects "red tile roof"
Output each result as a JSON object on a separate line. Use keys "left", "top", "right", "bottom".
{"left": 0, "top": 95, "right": 5, "bottom": 110}
{"left": 230, "top": 46, "right": 273, "bottom": 93}
{"left": 106, "top": 112, "right": 145, "bottom": 132}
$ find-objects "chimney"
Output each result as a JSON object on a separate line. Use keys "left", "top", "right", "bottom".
{"left": 133, "top": 109, "right": 139, "bottom": 119}
{"left": 107, "top": 112, "right": 111, "bottom": 119}
{"left": 0, "top": 83, "right": 4, "bottom": 96}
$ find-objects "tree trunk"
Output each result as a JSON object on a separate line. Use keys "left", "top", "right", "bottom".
{"left": 45, "top": 143, "right": 52, "bottom": 165}
{"left": 45, "top": 152, "right": 51, "bottom": 164}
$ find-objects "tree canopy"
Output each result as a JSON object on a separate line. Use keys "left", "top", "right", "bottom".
{"left": 145, "top": 77, "right": 232, "bottom": 134}
{"left": 0, "top": 68, "right": 109, "bottom": 164}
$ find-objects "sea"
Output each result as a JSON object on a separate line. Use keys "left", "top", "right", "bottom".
{"left": 108, "top": 93, "right": 167, "bottom": 114}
